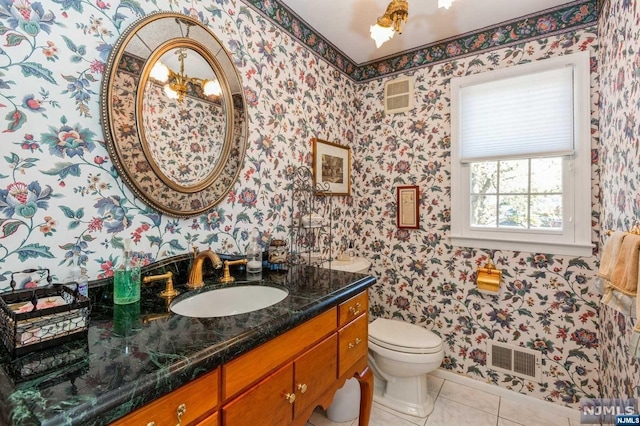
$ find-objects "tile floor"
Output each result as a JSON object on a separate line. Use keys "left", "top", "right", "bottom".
{"left": 306, "top": 373, "right": 587, "bottom": 426}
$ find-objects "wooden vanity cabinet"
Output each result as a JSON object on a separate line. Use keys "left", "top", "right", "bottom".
{"left": 292, "top": 334, "right": 338, "bottom": 418}
{"left": 111, "top": 290, "right": 372, "bottom": 426}
{"left": 195, "top": 411, "right": 219, "bottom": 426}
{"left": 222, "top": 334, "right": 338, "bottom": 425}
{"left": 338, "top": 291, "right": 368, "bottom": 328}
{"left": 338, "top": 291, "right": 369, "bottom": 376}
{"left": 221, "top": 307, "right": 337, "bottom": 400}
{"left": 221, "top": 291, "right": 371, "bottom": 426}
{"left": 338, "top": 314, "right": 368, "bottom": 377}
{"left": 111, "top": 367, "right": 219, "bottom": 426}
{"left": 223, "top": 363, "right": 294, "bottom": 425}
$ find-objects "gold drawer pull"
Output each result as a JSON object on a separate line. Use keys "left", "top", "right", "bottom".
{"left": 147, "top": 423, "right": 155, "bottom": 426}
{"left": 348, "top": 337, "right": 363, "bottom": 349}
{"left": 297, "top": 383, "right": 308, "bottom": 394}
{"left": 284, "top": 392, "right": 296, "bottom": 403}
{"left": 349, "top": 302, "right": 362, "bottom": 316}
{"left": 175, "top": 403, "right": 186, "bottom": 426}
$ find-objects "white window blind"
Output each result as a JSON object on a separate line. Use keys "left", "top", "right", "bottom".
{"left": 459, "top": 66, "right": 574, "bottom": 163}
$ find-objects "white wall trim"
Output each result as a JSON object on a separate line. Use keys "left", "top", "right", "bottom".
{"left": 430, "top": 368, "right": 581, "bottom": 421}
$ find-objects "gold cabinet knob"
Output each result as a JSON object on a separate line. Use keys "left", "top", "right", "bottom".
{"left": 283, "top": 392, "right": 296, "bottom": 404}
{"left": 348, "top": 337, "right": 363, "bottom": 349}
{"left": 297, "top": 383, "right": 308, "bottom": 394}
{"left": 349, "top": 302, "right": 361, "bottom": 316}
{"left": 175, "top": 403, "right": 186, "bottom": 426}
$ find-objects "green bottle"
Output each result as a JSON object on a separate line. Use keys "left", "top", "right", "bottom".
{"left": 114, "top": 239, "right": 141, "bottom": 305}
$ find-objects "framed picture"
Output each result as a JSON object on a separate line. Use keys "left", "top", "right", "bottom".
{"left": 397, "top": 185, "right": 420, "bottom": 229}
{"left": 312, "top": 138, "right": 351, "bottom": 196}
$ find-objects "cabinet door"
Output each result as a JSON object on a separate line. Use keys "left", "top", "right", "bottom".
{"left": 338, "top": 314, "right": 368, "bottom": 377}
{"left": 223, "top": 364, "right": 294, "bottom": 426}
{"left": 293, "top": 334, "right": 338, "bottom": 417}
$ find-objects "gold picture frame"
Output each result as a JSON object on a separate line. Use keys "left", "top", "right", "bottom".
{"left": 397, "top": 185, "right": 420, "bottom": 229}
{"left": 312, "top": 138, "right": 351, "bottom": 196}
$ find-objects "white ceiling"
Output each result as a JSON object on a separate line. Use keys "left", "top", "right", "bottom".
{"left": 280, "top": 0, "right": 576, "bottom": 64}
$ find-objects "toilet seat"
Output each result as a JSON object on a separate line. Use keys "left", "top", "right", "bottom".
{"left": 369, "top": 318, "right": 442, "bottom": 354}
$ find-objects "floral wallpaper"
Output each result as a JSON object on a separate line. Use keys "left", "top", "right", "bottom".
{"left": 0, "top": 0, "right": 628, "bottom": 412}
{"left": 141, "top": 81, "right": 226, "bottom": 188}
{"left": 0, "top": 0, "right": 358, "bottom": 287}
{"left": 355, "top": 28, "right": 601, "bottom": 408}
{"left": 597, "top": 0, "right": 640, "bottom": 402}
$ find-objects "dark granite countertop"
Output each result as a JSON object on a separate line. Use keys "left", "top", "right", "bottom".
{"left": 0, "top": 256, "right": 375, "bottom": 426}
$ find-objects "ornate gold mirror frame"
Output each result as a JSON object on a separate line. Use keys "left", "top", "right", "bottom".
{"left": 100, "top": 12, "right": 247, "bottom": 217}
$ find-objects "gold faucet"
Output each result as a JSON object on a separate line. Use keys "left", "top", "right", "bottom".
{"left": 219, "top": 259, "right": 248, "bottom": 284}
{"left": 142, "top": 271, "right": 179, "bottom": 299}
{"left": 187, "top": 249, "right": 223, "bottom": 289}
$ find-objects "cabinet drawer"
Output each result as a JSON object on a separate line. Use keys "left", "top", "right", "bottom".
{"left": 338, "top": 314, "right": 368, "bottom": 377}
{"left": 196, "top": 410, "right": 219, "bottom": 426}
{"left": 338, "top": 290, "right": 368, "bottom": 328}
{"left": 223, "top": 307, "right": 336, "bottom": 400}
{"left": 111, "top": 368, "right": 219, "bottom": 426}
{"left": 293, "top": 334, "right": 338, "bottom": 417}
{"left": 223, "top": 364, "right": 294, "bottom": 426}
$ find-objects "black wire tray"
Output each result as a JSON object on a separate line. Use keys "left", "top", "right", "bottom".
{"left": 0, "top": 286, "right": 90, "bottom": 357}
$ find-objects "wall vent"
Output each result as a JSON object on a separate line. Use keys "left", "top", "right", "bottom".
{"left": 384, "top": 77, "right": 413, "bottom": 114}
{"left": 487, "top": 341, "right": 541, "bottom": 381}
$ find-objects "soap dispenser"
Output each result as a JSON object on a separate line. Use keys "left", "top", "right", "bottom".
{"left": 114, "top": 239, "right": 141, "bottom": 305}
{"left": 246, "top": 228, "right": 262, "bottom": 276}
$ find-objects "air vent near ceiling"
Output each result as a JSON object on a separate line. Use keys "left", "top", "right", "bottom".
{"left": 487, "top": 341, "right": 541, "bottom": 381}
{"left": 384, "top": 77, "right": 413, "bottom": 114}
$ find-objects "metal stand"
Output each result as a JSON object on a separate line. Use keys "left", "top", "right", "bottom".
{"left": 289, "top": 166, "right": 333, "bottom": 267}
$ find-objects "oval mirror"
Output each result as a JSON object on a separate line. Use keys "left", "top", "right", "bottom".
{"left": 101, "top": 12, "right": 247, "bottom": 217}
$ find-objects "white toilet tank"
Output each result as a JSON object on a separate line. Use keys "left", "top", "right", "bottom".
{"left": 321, "top": 257, "right": 371, "bottom": 274}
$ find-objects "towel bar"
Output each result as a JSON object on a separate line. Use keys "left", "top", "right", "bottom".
{"left": 606, "top": 226, "right": 640, "bottom": 236}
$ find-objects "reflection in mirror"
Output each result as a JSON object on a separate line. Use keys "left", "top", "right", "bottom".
{"left": 141, "top": 44, "right": 227, "bottom": 191}
{"left": 100, "top": 12, "right": 247, "bottom": 217}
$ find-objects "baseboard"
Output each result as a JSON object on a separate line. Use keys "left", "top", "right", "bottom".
{"left": 430, "top": 369, "right": 581, "bottom": 421}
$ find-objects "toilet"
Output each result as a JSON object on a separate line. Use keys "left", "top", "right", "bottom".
{"left": 321, "top": 257, "right": 371, "bottom": 274}
{"left": 368, "top": 318, "right": 444, "bottom": 417}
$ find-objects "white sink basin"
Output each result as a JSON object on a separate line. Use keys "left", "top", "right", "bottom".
{"left": 170, "top": 285, "right": 288, "bottom": 318}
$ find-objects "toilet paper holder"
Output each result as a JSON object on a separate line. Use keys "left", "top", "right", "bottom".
{"left": 476, "top": 261, "right": 502, "bottom": 293}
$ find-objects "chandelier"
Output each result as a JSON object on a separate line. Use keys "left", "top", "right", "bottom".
{"left": 370, "top": 0, "right": 455, "bottom": 48}
{"left": 150, "top": 48, "right": 222, "bottom": 103}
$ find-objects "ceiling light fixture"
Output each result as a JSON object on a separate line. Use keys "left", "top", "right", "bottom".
{"left": 370, "top": 0, "right": 455, "bottom": 48}
{"left": 438, "top": 0, "right": 454, "bottom": 9}
{"left": 150, "top": 49, "right": 221, "bottom": 103}
{"left": 370, "top": 0, "right": 409, "bottom": 48}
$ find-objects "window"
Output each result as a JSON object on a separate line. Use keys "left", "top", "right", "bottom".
{"left": 450, "top": 51, "right": 592, "bottom": 256}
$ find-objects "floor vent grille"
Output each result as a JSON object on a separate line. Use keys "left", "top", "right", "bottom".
{"left": 487, "top": 341, "right": 541, "bottom": 381}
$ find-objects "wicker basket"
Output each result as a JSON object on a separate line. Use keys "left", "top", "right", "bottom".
{"left": 0, "top": 286, "right": 90, "bottom": 356}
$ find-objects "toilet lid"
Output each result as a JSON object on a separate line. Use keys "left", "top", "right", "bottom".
{"left": 369, "top": 318, "right": 442, "bottom": 354}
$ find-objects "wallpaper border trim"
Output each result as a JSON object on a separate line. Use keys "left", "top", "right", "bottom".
{"left": 241, "top": 0, "right": 598, "bottom": 82}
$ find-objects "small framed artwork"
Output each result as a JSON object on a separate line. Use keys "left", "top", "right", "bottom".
{"left": 312, "top": 138, "right": 351, "bottom": 195}
{"left": 397, "top": 185, "right": 420, "bottom": 229}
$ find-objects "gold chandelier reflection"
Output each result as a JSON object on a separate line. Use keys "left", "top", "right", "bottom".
{"left": 370, "top": 0, "right": 455, "bottom": 48}
{"left": 150, "top": 48, "right": 222, "bottom": 103}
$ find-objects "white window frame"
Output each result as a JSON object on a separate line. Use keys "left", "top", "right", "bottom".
{"left": 450, "top": 51, "right": 593, "bottom": 256}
